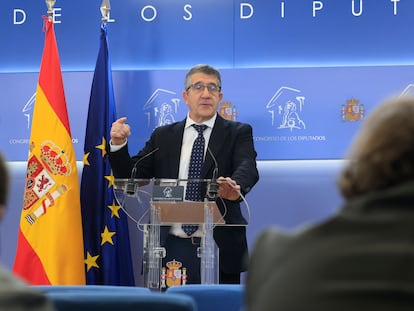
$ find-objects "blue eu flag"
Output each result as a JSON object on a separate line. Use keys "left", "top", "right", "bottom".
{"left": 80, "top": 23, "right": 135, "bottom": 285}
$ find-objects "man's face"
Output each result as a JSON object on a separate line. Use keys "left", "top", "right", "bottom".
{"left": 183, "top": 72, "right": 223, "bottom": 123}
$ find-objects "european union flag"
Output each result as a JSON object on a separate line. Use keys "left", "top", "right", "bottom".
{"left": 80, "top": 23, "right": 135, "bottom": 285}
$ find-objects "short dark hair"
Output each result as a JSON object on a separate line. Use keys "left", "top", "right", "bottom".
{"left": 338, "top": 96, "right": 414, "bottom": 199}
{"left": 0, "top": 153, "right": 9, "bottom": 206}
{"left": 184, "top": 64, "right": 222, "bottom": 90}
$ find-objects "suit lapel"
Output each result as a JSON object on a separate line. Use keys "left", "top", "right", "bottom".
{"left": 202, "top": 115, "right": 229, "bottom": 177}
{"left": 164, "top": 120, "right": 185, "bottom": 177}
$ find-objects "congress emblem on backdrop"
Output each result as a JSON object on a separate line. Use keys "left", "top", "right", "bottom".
{"left": 160, "top": 260, "right": 187, "bottom": 288}
{"left": 341, "top": 98, "right": 364, "bottom": 122}
{"left": 266, "top": 86, "right": 306, "bottom": 131}
{"left": 22, "top": 92, "right": 36, "bottom": 130}
{"left": 143, "top": 88, "right": 181, "bottom": 130}
{"left": 399, "top": 84, "right": 414, "bottom": 97}
{"left": 23, "top": 140, "right": 71, "bottom": 225}
{"left": 219, "top": 101, "right": 237, "bottom": 121}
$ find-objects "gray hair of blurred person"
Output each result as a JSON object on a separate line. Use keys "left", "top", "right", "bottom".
{"left": 338, "top": 96, "right": 414, "bottom": 199}
{"left": 184, "top": 64, "right": 222, "bottom": 90}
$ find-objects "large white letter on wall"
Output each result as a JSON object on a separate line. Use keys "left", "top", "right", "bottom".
{"left": 13, "top": 9, "right": 26, "bottom": 25}
{"left": 240, "top": 3, "right": 253, "bottom": 19}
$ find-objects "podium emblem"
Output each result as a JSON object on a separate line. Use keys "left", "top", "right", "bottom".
{"left": 161, "top": 260, "right": 187, "bottom": 288}
{"left": 152, "top": 185, "right": 184, "bottom": 201}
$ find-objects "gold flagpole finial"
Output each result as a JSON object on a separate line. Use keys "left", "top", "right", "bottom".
{"left": 45, "top": 0, "right": 56, "bottom": 18}
{"left": 100, "top": 0, "right": 111, "bottom": 22}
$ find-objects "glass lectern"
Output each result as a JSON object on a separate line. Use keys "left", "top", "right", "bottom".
{"left": 113, "top": 178, "right": 248, "bottom": 289}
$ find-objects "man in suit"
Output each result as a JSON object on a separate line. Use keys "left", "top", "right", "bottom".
{"left": 245, "top": 96, "right": 414, "bottom": 311}
{"left": 0, "top": 153, "right": 55, "bottom": 311}
{"left": 109, "top": 64, "right": 259, "bottom": 285}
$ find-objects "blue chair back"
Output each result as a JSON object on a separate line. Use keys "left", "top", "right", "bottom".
{"left": 32, "top": 285, "right": 151, "bottom": 294}
{"left": 46, "top": 291, "right": 196, "bottom": 311}
{"left": 167, "top": 284, "right": 244, "bottom": 311}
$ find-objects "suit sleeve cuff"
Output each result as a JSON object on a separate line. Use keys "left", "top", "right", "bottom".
{"left": 109, "top": 139, "right": 127, "bottom": 152}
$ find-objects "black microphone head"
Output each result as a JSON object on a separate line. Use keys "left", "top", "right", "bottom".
{"left": 206, "top": 148, "right": 219, "bottom": 200}
{"left": 125, "top": 179, "right": 136, "bottom": 196}
{"left": 212, "top": 167, "right": 218, "bottom": 182}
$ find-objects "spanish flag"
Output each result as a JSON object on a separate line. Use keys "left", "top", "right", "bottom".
{"left": 13, "top": 18, "right": 85, "bottom": 285}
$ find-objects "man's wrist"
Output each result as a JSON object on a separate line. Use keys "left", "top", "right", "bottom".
{"left": 109, "top": 139, "right": 127, "bottom": 152}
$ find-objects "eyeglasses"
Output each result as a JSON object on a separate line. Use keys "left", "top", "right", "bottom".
{"left": 186, "top": 82, "right": 221, "bottom": 94}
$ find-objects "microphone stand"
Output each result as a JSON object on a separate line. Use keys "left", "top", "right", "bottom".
{"left": 206, "top": 146, "right": 219, "bottom": 200}
{"left": 125, "top": 147, "right": 159, "bottom": 196}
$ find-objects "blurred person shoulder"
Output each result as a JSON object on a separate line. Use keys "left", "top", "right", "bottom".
{"left": 0, "top": 264, "right": 55, "bottom": 311}
{"left": 0, "top": 154, "right": 55, "bottom": 311}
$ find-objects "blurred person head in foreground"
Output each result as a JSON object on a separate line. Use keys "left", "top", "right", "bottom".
{"left": 245, "top": 96, "right": 414, "bottom": 311}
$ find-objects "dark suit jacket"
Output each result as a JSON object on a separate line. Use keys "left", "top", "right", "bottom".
{"left": 245, "top": 180, "right": 414, "bottom": 311}
{"left": 109, "top": 114, "right": 259, "bottom": 274}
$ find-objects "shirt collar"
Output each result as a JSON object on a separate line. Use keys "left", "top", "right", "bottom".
{"left": 185, "top": 113, "right": 216, "bottom": 129}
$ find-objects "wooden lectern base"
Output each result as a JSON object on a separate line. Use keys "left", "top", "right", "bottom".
{"left": 151, "top": 201, "right": 225, "bottom": 224}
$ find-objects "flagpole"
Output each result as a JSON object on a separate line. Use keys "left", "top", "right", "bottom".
{"left": 101, "top": 0, "right": 111, "bottom": 22}
{"left": 45, "top": 0, "right": 56, "bottom": 19}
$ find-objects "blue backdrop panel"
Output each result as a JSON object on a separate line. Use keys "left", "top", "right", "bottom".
{"left": 2, "top": 1, "right": 414, "bottom": 72}
{"left": 234, "top": 1, "right": 414, "bottom": 67}
{"left": 1, "top": 66, "right": 414, "bottom": 161}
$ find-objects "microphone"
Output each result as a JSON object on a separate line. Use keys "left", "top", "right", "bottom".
{"left": 206, "top": 146, "right": 219, "bottom": 200}
{"left": 126, "top": 147, "right": 160, "bottom": 195}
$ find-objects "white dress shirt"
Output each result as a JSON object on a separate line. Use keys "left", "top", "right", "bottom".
{"left": 170, "top": 113, "right": 216, "bottom": 237}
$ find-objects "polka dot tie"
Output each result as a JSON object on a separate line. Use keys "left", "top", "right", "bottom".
{"left": 182, "top": 124, "right": 207, "bottom": 236}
